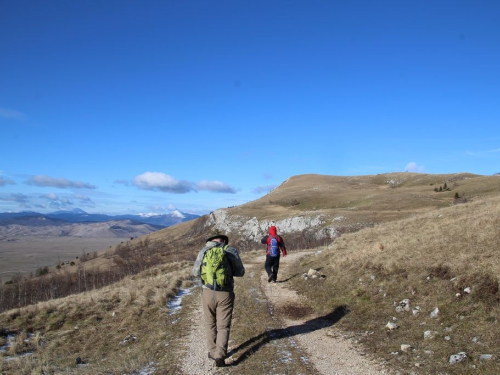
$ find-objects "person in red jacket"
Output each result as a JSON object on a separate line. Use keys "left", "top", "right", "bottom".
{"left": 260, "top": 225, "right": 287, "bottom": 283}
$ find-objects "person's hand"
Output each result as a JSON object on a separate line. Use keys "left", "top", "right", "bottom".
{"left": 282, "top": 253, "right": 287, "bottom": 258}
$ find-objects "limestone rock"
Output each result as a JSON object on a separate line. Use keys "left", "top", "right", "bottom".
{"left": 423, "top": 330, "right": 438, "bottom": 340}
{"left": 449, "top": 352, "right": 467, "bottom": 364}
{"left": 401, "top": 344, "right": 413, "bottom": 352}
{"left": 386, "top": 321, "right": 399, "bottom": 330}
{"left": 430, "top": 307, "right": 440, "bottom": 318}
{"left": 479, "top": 354, "right": 493, "bottom": 361}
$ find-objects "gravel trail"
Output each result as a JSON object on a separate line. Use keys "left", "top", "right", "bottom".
{"left": 258, "top": 251, "right": 390, "bottom": 375}
{"left": 179, "top": 288, "right": 216, "bottom": 375}
{"left": 180, "top": 251, "right": 390, "bottom": 374}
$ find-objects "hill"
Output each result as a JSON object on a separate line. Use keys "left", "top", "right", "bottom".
{"left": 1, "top": 172, "right": 500, "bottom": 374}
{"left": 0, "top": 209, "right": 200, "bottom": 237}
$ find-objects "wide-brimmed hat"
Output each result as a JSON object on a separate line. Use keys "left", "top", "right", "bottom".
{"left": 206, "top": 234, "right": 229, "bottom": 244}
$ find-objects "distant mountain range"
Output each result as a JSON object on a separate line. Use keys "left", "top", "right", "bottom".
{"left": 0, "top": 208, "right": 201, "bottom": 238}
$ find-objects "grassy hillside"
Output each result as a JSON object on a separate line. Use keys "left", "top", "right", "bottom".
{"left": 1, "top": 172, "right": 500, "bottom": 373}
{"left": 285, "top": 192, "right": 500, "bottom": 374}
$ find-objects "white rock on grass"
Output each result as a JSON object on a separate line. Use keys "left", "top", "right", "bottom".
{"left": 464, "top": 287, "right": 471, "bottom": 294}
{"left": 430, "top": 307, "right": 440, "bottom": 318}
{"left": 423, "top": 331, "right": 438, "bottom": 340}
{"left": 401, "top": 344, "right": 413, "bottom": 352}
{"left": 479, "top": 354, "right": 493, "bottom": 361}
{"left": 449, "top": 352, "right": 467, "bottom": 364}
{"left": 386, "top": 322, "right": 399, "bottom": 330}
{"left": 396, "top": 299, "right": 411, "bottom": 313}
{"left": 307, "top": 268, "right": 319, "bottom": 277}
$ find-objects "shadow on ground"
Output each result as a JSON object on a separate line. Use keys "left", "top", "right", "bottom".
{"left": 229, "top": 305, "right": 349, "bottom": 366}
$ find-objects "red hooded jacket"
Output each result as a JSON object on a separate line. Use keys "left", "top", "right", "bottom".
{"left": 260, "top": 226, "right": 287, "bottom": 256}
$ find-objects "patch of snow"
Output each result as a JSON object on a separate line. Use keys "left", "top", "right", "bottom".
{"left": 0, "top": 334, "right": 15, "bottom": 353}
{"left": 138, "top": 212, "right": 160, "bottom": 217}
{"left": 137, "top": 362, "right": 156, "bottom": 375}
{"left": 167, "top": 286, "right": 195, "bottom": 315}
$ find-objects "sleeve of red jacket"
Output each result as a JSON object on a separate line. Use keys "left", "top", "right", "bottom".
{"left": 279, "top": 236, "right": 287, "bottom": 256}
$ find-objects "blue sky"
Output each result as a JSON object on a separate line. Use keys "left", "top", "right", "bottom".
{"left": 1, "top": 0, "right": 499, "bottom": 215}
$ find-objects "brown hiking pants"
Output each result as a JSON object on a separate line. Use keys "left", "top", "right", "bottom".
{"left": 202, "top": 288, "right": 235, "bottom": 359}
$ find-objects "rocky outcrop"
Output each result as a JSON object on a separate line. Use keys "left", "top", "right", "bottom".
{"left": 205, "top": 209, "right": 338, "bottom": 242}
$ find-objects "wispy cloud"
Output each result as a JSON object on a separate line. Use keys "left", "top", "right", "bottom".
{"left": 0, "top": 193, "right": 30, "bottom": 207}
{"left": 73, "top": 194, "right": 92, "bottom": 203}
{"left": 405, "top": 162, "right": 425, "bottom": 173}
{"left": 133, "top": 172, "right": 237, "bottom": 194}
{"left": 466, "top": 148, "right": 500, "bottom": 157}
{"left": 40, "top": 193, "right": 73, "bottom": 209}
{"left": 252, "top": 185, "right": 278, "bottom": 194}
{"left": 0, "top": 107, "right": 26, "bottom": 121}
{"left": 133, "top": 172, "right": 192, "bottom": 193}
{"left": 194, "top": 180, "right": 237, "bottom": 194}
{"left": 0, "top": 177, "right": 16, "bottom": 187}
{"left": 27, "top": 175, "right": 97, "bottom": 189}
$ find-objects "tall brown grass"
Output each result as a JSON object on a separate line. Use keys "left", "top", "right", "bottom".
{"left": 286, "top": 194, "right": 500, "bottom": 374}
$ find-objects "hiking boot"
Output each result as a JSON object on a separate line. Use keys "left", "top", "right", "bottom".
{"left": 208, "top": 353, "right": 225, "bottom": 367}
{"left": 215, "top": 358, "right": 225, "bottom": 367}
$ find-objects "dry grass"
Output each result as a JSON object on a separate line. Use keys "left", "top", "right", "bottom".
{"left": 0, "top": 261, "right": 195, "bottom": 374}
{"left": 285, "top": 193, "right": 500, "bottom": 374}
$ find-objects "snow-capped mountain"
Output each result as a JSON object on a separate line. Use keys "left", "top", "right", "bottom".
{"left": 0, "top": 209, "right": 201, "bottom": 236}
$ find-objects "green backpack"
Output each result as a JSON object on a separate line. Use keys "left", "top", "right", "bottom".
{"left": 201, "top": 245, "right": 231, "bottom": 290}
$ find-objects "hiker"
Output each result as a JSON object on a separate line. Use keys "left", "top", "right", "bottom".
{"left": 192, "top": 234, "right": 245, "bottom": 367}
{"left": 261, "top": 225, "right": 287, "bottom": 283}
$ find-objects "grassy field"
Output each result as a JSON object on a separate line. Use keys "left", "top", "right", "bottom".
{"left": 0, "top": 237, "right": 128, "bottom": 282}
{"left": 285, "top": 193, "right": 500, "bottom": 374}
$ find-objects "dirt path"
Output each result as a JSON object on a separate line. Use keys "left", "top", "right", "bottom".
{"left": 179, "top": 289, "right": 215, "bottom": 374}
{"left": 258, "top": 251, "right": 389, "bottom": 375}
{"left": 180, "top": 251, "right": 390, "bottom": 374}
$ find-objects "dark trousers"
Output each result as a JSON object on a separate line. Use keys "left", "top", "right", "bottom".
{"left": 265, "top": 255, "right": 280, "bottom": 282}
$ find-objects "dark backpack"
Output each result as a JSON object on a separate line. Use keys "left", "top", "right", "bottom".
{"left": 201, "top": 245, "right": 231, "bottom": 290}
{"left": 268, "top": 235, "right": 280, "bottom": 257}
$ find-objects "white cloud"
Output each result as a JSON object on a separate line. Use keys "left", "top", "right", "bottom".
{"left": 0, "top": 107, "right": 26, "bottom": 121}
{"left": 133, "top": 172, "right": 238, "bottom": 194}
{"left": 405, "top": 162, "right": 425, "bottom": 173}
{"left": 133, "top": 172, "right": 192, "bottom": 193}
{"left": 0, "top": 177, "right": 15, "bottom": 187}
{"left": 194, "top": 180, "right": 237, "bottom": 194}
{"left": 40, "top": 193, "right": 73, "bottom": 209}
{"left": 27, "top": 175, "right": 97, "bottom": 189}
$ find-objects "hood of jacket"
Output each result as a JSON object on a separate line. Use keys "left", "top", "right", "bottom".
{"left": 269, "top": 226, "right": 277, "bottom": 237}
